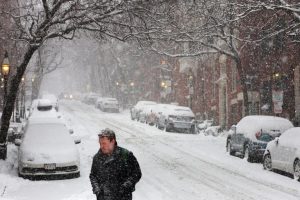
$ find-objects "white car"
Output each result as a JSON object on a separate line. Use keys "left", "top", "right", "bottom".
{"left": 138, "top": 104, "right": 157, "bottom": 124}
{"left": 263, "top": 127, "right": 300, "bottom": 181}
{"left": 29, "top": 99, "right": 61, "bottom": 120}
{"left": 157, "top": 105, "right": 196, "bottom": 133}
{"left": 131, "top": 101, "right": 157, "bottom": 121}
{"left": 15, "top": 118, "right": 80, "bottom": 179}
{"left": 41, "top": 94, "right": 59, "bottom": 111}
{"left": 98, "top": 98, "right": 119, "bottom": 112}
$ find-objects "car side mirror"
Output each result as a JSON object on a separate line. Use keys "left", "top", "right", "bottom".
{"left": 74, "top": 139, "right": 81, "bottom": 144}
{"left": 275, "top": 137, "right": 279, "bottom": 145}
{"left": 69, "top": 129, "right": 74, "bottom": 134}
{"left": 14, "top": 139, "right": 22, "bottom": 147}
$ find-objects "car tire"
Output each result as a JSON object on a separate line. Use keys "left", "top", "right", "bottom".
{"left": 165, "top": 127, "right": 171, "bottom": 132}
{"left": 294, "top": 159, "right": 300, "bottom": 181}
{"left": 157, "top": 124, "right": 164, "bottom": 130}
{"left": 263, "top": 154, "right": 273, "bottom": 171}
{"left": 227, "top": 141, "right": 235, "bottom": 156}
{"left": 244, "top": 146, "right": 254, "bottom": 162}
{"left": 226, "top": 140, "right": 231, "bottom": 152}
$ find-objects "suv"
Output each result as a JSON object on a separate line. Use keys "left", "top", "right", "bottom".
{"left": 226, "top": 115, "right": 293, "bottom": 162}
{"left": 157, "top": 105, "right": 195, "bottom": 133}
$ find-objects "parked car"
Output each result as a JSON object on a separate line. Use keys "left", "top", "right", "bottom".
{"left": 226, "top": 115, "right": 294, "bottom": 162}
{"left": 41, "top": 94, "right": 59, "bottom": 111}
{"left": 138, "top": 104, "right": 157, "bottom": 124}
{"left": 157, "top": 105, "right": 196, "bottom": 133}
{"left": 130, "top": 101, "right": 157, "bottom": 121}
{"left": 98, "top": 98, "right": 120, "bottom": 113}
{"left": 83, "top": 93, "right": 101, "bottom": 105}
{"left": 263, "top": 127, "right": 300, "bottom": 181}
{"left": 29, "top": 99, "right": 61, "bottom": 120}
{"left": 15, "top": 118, "right": 81, "bottom": 179}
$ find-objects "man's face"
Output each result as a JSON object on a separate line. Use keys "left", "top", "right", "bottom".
{"left": 99, "top": 137, "right": 115, "bottom": 155}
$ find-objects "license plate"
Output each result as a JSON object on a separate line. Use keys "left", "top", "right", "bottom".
{"left": 174, "top": 123, "right": 191, "bottom": 129}
{"left": 44, "top": 163, "right": 56, "bottom": 170}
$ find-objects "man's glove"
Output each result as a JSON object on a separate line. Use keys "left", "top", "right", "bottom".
{"left": 120, "top": 181, "right": 132, "bottom": 194}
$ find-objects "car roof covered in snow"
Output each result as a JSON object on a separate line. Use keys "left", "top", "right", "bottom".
{"left": 168, "top": 106, "right": 195, "bottom": 117}
{"left": 135, "top": 101, "right": 157, "bottom": 107}
{"left": 279, "top": 127, "right": 300, "bottom": 148}
{"left": 236, "top": 115, "right": 293, "bottom": 141}
{"left": 37, "top": 99, "right": 53, "bottom": 107}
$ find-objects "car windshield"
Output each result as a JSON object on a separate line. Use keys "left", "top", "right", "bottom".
{"left": 257, "top": 133, "right": 274, "bottom": 142}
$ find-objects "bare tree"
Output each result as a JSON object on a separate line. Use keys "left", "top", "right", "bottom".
{"left": 0, "top": 0, "right": 169, "bottom": 159}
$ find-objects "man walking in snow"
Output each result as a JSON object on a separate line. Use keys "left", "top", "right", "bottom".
{"left": 90, "top": 128, "right": 142, "bottom": 200}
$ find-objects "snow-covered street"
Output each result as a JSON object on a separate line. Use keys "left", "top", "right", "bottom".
{"left": 1, "top": 100, "right": 300, "bottom": 200}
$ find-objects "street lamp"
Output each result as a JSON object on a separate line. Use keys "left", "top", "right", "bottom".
{"left": 1, "top": 51, "right": 10, "bottom": 105}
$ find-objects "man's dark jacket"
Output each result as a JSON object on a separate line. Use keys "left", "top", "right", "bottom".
{"left": 90, "top": 146, "right": 142, "bottom": 200}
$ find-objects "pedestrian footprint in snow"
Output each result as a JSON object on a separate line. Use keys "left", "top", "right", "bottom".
{"left": 90, "top": 128, "right": 142, "bottom": 200}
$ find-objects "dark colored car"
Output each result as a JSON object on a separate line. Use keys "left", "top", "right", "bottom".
{"left": 226, "top": 115, "right": 293, "bottom": 162}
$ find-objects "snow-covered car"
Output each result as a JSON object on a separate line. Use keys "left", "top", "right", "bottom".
{"left": 83, "top": 93, "right": 101, "bottom": 105}
{"left": 157, "top": 105, "right": 196, "bottom": 133}
{"left": 28, "top": 99, "right": 43, "bottom": 117}
{"left": 138, "top": 104, "right": 157, "bottom": 124}
{"left": 204, "top": 125, "right": 221, "bottom": 136}
{"left": 29, "top": 99, "right": 61, "bottom": 120}
{"left": 98, "top": 98, "right": 119, "bottom": 112}
{"left": 41, "top": 94, "right": 59, "bottom": 111}
{"left": 226, "top": 115, "right": 294, "bottom": 162}
{"left": 263, "top": 127, "right": 300, "bottom": 181}
{"left": 15, "top": 118, "right": 81, "bottom": 179}
{"left": 130, "top": 101, "right": 157, "bottom": 121}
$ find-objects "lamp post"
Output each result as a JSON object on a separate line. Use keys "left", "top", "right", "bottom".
{"left": 0, "top": 51, "right": 10, "bottom": 160}
{"left": 1, "top": 51, "right": 10, "bottom": 106}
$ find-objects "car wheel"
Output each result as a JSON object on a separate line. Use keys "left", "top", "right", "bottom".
{"left": 294, "top": 159, "right": 300, "bottom": 181}
{"left": 244, "top": 146, "right": 253, "bottom": 162}
{"left": 227, "top": 141, "right": 235, "bottom": 156}
{"left": 263, "top": 154, "right": 272, "bottom": 171}
{"left": 226, "top": 140, "right": 231, "bottom": 152}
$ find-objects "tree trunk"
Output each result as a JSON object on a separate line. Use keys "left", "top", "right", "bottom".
{"left": 0, "top": 45, "right": 38, "bottom": 160}
{"left": 235, "top": 58, "right": 249, "bottom": 117}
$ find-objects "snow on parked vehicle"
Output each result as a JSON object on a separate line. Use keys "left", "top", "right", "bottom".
{"left": 29, "top": 99, "right": 61, "bottom": 120}
{"left": 98, "top": 97, "right": 120, "bottom": 113}
{"left": 41, "top": 93, "right": 59, "bottom": 111}
{"left": 226, "top": 115, "right": 294, "bottom": 162}
{"left": 138, "top": 104, "right": 158, "bottom": 124}
{"left": 157, "top": 105, "right": 196, "bottom": 133}
{"left": 130, "top": 101, "right": 157, "bottom": 121}
{"left": 263, "top": 127, "right": 300, "bottom": 181}
{"left": 15, "top": 117, "right": 81, "bottom": 179}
